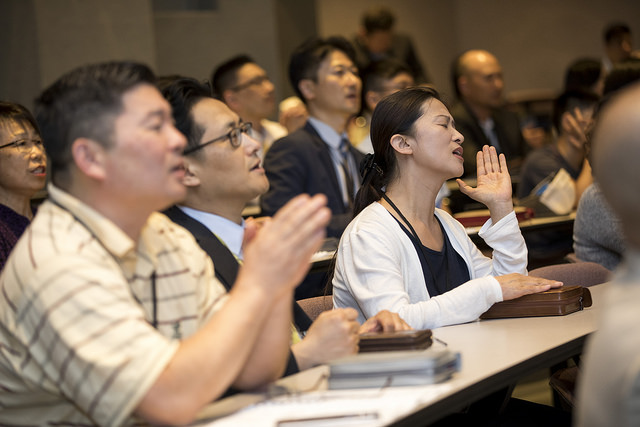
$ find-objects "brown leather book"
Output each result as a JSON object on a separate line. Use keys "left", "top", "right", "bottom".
{"left": 358, "top": 329, "right": 432, "bottom": 352}
{"left": 480, "top": 286, "right": 592, "bottom": 319}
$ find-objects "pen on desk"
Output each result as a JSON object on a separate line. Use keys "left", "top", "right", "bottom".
{"left": 276, "top": 412, "right": 379, "bottom": 426}
{"left": 433, "top": 336, "right": 448, "bottom": 347}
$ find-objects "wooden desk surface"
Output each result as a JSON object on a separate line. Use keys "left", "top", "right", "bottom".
{"left": 197, "top": 283, "right": 608, "bottom": 426}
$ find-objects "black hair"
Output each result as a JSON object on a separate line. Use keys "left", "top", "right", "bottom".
{"left": 362, "top": 59, "right": 413, "bottom": 93}
{"left": 210, "top": 54, "right": 254, "bottom": 99}
{"left": 564, "top": 58, "right": 603, "bottom": 93}
{"left": 362, "top": 6, "right": 395, "bottom": 33}
{"left": 603, "top": 59, "right": 640, "bottom": 96}
{"left": 158, "top": 75, "right": 211, "bottom": 156}
{"left": 552, "top": 90, "right": 600, "bottom": 133}
{"left": 34, "top": 61, "right": 155, "bottom": 187}
{"left": 288, "top": 36, "right": 357, "bottom": 103}
{"left": 0, "top": 101, "right": 41, "bottom": 137}
{"left": 604, "top": 22, "right": 631, "bottom": 44}
{"left": 354, "top": 86, "right": 442, "bottom": 217}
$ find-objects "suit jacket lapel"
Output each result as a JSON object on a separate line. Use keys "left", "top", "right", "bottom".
{"left": 163, "top": 206, "right": 313, "bottom": 330}
{"left": 163, "top": 206, "right": 239, "bottom": 291}
{"left": 304, "top": 123, "right": 345, "bottom": 208}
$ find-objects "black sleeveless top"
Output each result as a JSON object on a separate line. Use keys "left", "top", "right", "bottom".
{"left": 393, "top": 215, "right": 470, "bottom": 297}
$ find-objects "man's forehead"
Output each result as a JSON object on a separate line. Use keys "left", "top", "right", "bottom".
{"left": 239, "top": 62, "right": 266, "bottom": 77}
{"left": 194, "top": 98, "right": 238, "bottom": 129}
{"left": 120, "top": 83, "right": 171, "bottom": 117}
{"left": 326, "top": 50, "right": 356, "bottom": 67}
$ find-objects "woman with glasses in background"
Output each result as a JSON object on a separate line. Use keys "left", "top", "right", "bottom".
{"left": 0, "top": 102, "right": 47, "bottom": 271}
{"left": 332, "top": 87, "right": 562, "bottom": 329}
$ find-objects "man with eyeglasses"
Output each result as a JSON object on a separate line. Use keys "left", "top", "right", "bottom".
{"left": 211, "top": 55, "right": 289, "bottom": 159}
{"left": 160, "top": 76, "right": 410, "bottom": 379}
{"left": 0, "top": 62, "right": 331, "bottom": 425}
{"left": 261, "top": 36, "right": 365, "bottom": 241}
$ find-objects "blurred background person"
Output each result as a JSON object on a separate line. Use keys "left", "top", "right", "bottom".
{"left": 349, "top": 58, "right": 415, "bottom": 154}
{"left": 0, "top": 101, "right": 47, "bottom": 271}
{"left": 573, "top": 61, "right": 640, "bottom": 270}
{"left": 564, "top": 57, "right": 606, "bottom": 96}
{"left": 351, "top": 6, "right": 430, "bottom": 85}
{"left": 575, "top": 81, "right": 640, "bottom": 427}
{"left": 602, "top": 22, "right": 637, "bottom": 73}
{"left": 212, "top": 55, "right": 288, "bottom": 159}
{"left": 450, "top": 49, "right": 527, "bottom": 178}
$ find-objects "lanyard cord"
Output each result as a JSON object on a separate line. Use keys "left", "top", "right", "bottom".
{"left": 381, "top": 194, "right": 451, "bottom": 294}
{"left": 49, "top": 198, "right": 159, "bottom": 329}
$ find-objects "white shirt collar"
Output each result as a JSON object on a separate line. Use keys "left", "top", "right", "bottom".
{"left": 177, "top": 206, "right": 245, "bottom": 259}
{"left": 308, "top": 116, "right": 346, "bottom": 150}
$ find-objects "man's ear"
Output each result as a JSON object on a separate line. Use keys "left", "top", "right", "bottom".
{"left": 71, "top": 138, "right": 107, "bottom": 181}
{"left": 389, "top": 134, "right": 412, "bottom": 155}
{"left": 458, "top": 76, "right": 469, "bottom": 97}
{"left": 298, "top": 79, "right": 316, "bottom": 102}
{"left": 222, "top": 89, "right": 237, "bottom": 109}
{"left": 181, "top": 158, "right": 201, "bottom": 188}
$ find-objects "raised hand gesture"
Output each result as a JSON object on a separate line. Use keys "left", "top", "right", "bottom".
{"left": 457, "top": 145, "right": 514, "bottom": 223}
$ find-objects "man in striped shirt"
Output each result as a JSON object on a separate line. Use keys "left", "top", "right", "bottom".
{"left": 0, "top": 61, "right": 330, "bottom": 426}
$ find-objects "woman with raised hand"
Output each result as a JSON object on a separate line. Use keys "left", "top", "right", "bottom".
{"left": 332, "top": 87, "right": 561, "bottom": 329}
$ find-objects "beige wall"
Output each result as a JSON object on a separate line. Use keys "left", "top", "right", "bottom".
{"left": 2, "top": 0, "right": 639, "bottom": 110}
{"left": 316, "top": 0, "right": 640, "bottom": 99}
{"left": 154, "top": 0, "right": 316, "bottom": 108}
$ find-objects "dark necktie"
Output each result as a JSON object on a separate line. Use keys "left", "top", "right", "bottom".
{"left": 339, "top": 138, "right": 355, "bottom": 208}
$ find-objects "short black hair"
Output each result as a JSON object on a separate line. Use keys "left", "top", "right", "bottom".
{"left": 35, "top": 61, "right": 155, "bottom": 186}
{"left": 552, "top": 90, "right": 599, "bottom": 132}
{"left": 362, "top": 59, "right": 413, "bottom": 93}
{"left": 362, "top": 6, "right": 395, "bottom": 33}
{"left": 564, "top": 58, "right": 603, "bottom": 93}
{"left": 602, "top": 22, "right": 631, "bottom": 44}
{"left": 0, "top": 101, "right": 40, "bottom": 137}
{"left": 211, "top": 55, "right": 254, "bottom": 99}
{"left": 158, "top": 75, "right": 211, "bottom": 156}
{"left": 604, "top": 22, "right": 631, "bottom": 44}
{"left": 603, "top": 59, "right": 640, "bottom": 96}
{"left": 288, "top": 36, "right": 357, "bottom": 103}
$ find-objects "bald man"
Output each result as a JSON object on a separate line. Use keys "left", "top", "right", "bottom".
{"left": 450, "top": 49, "right": 526, "bottom": 177}
{"left": 575, "top": 82, "right": 640, "bottom": 427}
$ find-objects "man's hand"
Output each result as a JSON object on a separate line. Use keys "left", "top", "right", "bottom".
{"left": 242, "top": 216, "right": 271, "bottom": 249}
{"left": 359, "top": 310, "right": 412, "bottom": 333}
{"left": 291, "top": 308, "right": 360, "bottom": 370}
{"left": 239, "top": 194, "right": 331, "bottom": 297}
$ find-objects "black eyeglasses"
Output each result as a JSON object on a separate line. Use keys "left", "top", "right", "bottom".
{"left": 183, "top": 122, "right": 252, "bottom": 155}
{"left": 231, "top": 75, "right": 271, "bottom": 92}
{"left": 0, "top": 138, "right": 44, "bottom": 154}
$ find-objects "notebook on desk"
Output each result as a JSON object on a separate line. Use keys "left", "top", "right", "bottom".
{"left": 328, "top": 348, "right": 461, "bottom": 390}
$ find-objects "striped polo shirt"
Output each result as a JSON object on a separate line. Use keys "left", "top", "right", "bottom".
{"left": 0, "top": 184, "right": 227, "bottom": 426}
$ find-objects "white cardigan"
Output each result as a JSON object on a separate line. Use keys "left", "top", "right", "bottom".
{"left": 332, "top": 202, "right": 528, "bottom": 329}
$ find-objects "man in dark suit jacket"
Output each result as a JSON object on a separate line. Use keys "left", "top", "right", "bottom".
{"left": 263, "top": 122, "right": 364, "bottom": 238}
{"left": 261, "top": 36, "right": 365, "bottom": 239}
{"left": 450, "top": 49, "right": 527, "bottom": 178}
{"left": 159, "top": 76, "right": 410, "bottom": 376}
